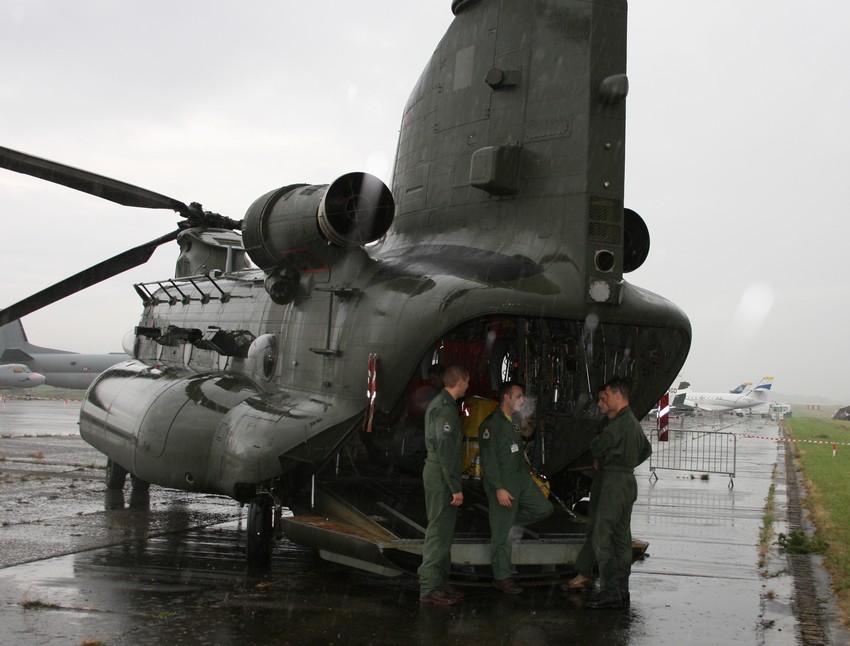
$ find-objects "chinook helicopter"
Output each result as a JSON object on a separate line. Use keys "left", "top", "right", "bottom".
{"left": 0, "top": 0, "right": 690, "bottom": 576}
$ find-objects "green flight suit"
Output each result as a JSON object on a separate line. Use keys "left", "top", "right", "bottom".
{"left": 418, "top": 389, "right": 463, "bottom": 596}
{"left": 479, "top": 409, "right": 553, "bottom": 581}
{"left": 590, "top": 406, "right": 652, "bottom": 592}
{"left": 574, "top": 467, "right": 603, "bottom": 576}
{"left": 574, "top": 416, "right": 609, "bottom": 577}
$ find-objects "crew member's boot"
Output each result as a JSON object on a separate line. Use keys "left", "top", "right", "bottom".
{"left": 559, "top": 574, "right": 593, "bottom": 592}
{"left": 618, "top": 576, "right": 630, "bottom": 606}
{"left": 585, "top": 585, "right": 624, "bottom": 609}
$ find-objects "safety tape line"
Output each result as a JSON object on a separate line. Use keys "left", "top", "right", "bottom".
{"left": 0, "top": 397, "right": 82, "bottom": 402}
{"left": 734, "top": 433, "right": 850, "bottom": 446}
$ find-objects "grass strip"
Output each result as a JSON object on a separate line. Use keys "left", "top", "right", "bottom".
{"left": 786, "top": 415, "right": 850, "bottom": 621}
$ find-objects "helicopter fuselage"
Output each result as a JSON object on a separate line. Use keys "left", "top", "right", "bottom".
{"left": 80, "top": 236, "right": 689, "bottom": 506}
{"left": 5, "top": 0, "right": 693, "bottom": 570}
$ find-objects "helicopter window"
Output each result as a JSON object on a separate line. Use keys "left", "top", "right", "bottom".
{"left": 501, "top": 354, "right": 510, "bottom": 381}
{"left": 248, "top": 334, "right": 278, "bottom": 380}
{"left": 500, "top": 351, "right": 520, "bottom": 382}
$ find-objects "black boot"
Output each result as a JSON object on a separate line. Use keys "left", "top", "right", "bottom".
{"left": 585, "top": 586, "right": 624, "bottom": 609}
{"left": 618, "top": 577, "right": 630, "bottom": 606}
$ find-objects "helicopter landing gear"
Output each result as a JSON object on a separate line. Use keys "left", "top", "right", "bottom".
{"left": 247, "top": 495, "right": 276, "bottom": 568}
{"left": 130, "top": 473, "right": 150, "bottom": 492}
{"left": 106, "top": 459, "right": 128, "bottom": 490}
{"left": 106, "top": 459, "right": 150, "bottom": 492}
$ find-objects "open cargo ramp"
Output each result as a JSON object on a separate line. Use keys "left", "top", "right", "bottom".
{"left": 281, "top": 474, "right": 594, "bottom": 582}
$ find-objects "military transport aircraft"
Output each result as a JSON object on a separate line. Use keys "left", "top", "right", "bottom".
{"left": 0, "top": 0, "right": 691, "bottom": 575}
{"left": 0, "top": 320, "right": 129, "bottom": 390}
{"left": 0, "top": 363, "right": 46, "bottom": 389}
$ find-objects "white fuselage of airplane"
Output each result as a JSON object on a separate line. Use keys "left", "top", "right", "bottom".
{"left": 0, "top": 363, "right": 46, "bottom": 389}
{"left": 683, "top": 392, "right": 765, "bottom": 412}
{"left": 673, "top": 377, "right": 774, "bottom": 413}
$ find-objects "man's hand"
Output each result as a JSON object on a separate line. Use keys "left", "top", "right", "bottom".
{"left": 496, "top": 488, "right": 514, "bottom": 508}
{"left": 592, "top": 457, "right": 600, "bottom": 471}
{"left": 450, "top": 492, "right": 464, "bottom": 506}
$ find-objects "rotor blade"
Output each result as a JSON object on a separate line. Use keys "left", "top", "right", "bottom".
{"left": 0, "top": 229, "right": 181, "bottom": 327}
{"left": 0, "top": 146, "right": 189, "bottom": 215}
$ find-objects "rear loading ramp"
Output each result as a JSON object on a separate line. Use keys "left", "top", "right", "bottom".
{"left": 281, "top": 475, "right": 593, "bottom": 582}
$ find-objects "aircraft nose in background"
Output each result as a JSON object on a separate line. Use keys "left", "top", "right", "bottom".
{"left": 27, "top": 372, "right": 46, "bottom": 387}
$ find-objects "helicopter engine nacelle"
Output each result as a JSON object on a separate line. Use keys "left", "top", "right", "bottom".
{"left": 242, "top": 172, "right": 394, "bottom": 302}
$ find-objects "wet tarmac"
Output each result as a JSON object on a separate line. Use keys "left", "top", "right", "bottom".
{"left": 0, "top": 402, "right": 842, "bottom": 645}
{"left": 0, "top": 396, "right": 83, "bottom": 437}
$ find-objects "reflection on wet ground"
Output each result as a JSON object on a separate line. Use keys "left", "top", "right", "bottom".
{"left": 0, "top": 409, "right": 804, "bottom": 645}
{"left": 3, "top": 525, "right": 653, "bottom": 645}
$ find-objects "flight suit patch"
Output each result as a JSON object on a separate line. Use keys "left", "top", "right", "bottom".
{"left": 482, "top": 428, "right": 490, "bottom": 440}
{"left": 443, "top": 423, "right": 452, "bottom": 433}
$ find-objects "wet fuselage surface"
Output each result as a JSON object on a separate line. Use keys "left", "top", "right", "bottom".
{"left": 0, "top": 401, "right": 797, "bottom": 645}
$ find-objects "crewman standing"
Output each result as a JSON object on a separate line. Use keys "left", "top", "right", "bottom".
{"left": 418, "top": 365, "right": 469, "bottom": 606}
{"left": 479, "top": 381, "right": 553, "bottom": 594}
{"left": 561, "top": 385, "right": 609, "bottom": 592}
{"left": 585, "top": 376, "right": 652, "bottom": 609}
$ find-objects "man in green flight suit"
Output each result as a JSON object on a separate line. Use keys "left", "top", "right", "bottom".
{"left": 585, "top": 376, "right": 652, "bottom": 609}
{"left": 561, "top": 385, "right": 608, "bottom": 592}
{"left": 479, "top": 381, "right": 553, "bottom": 594}
{"left": 418, "top": 365, "right": 469, "bottom": 606}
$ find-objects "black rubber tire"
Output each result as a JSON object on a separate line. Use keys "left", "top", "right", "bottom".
{"left": 130, "top": 473, "right": 150, "bottom": 492}
{"left": 246, "top": 497, "right": 274, "bottom": 568}
{"left": 106, "top": 459, "right": 128, "bottom": 490}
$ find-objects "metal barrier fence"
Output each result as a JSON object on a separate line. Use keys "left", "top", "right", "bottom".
{"left": 648, "top": 427, "right": 737, "bottom": 488}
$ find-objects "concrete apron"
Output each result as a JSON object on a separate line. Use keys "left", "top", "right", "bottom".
{"left": 0, "top": 413, "right": 848, "bottom": 644}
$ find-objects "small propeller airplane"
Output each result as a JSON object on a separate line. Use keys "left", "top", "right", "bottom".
{"left": 0, "top": 0, "right": 691, "bottom": 575}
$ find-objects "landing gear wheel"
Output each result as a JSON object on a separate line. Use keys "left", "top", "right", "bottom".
{"left": 247, "top": 496, "right": 275, "bottom": 568}
{"left": 106, "top": 459, "right": 128, "bottom": 490}
{"left": 130, "top": 474, "right": 150, "bottom": 492}
{"left": 274, "top": 504, "right": 283, "bottom": 541}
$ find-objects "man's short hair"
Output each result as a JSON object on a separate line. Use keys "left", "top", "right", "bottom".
{"left": 498, "top": 380, "right": 524, "bottom": 401}
{"left": 604, "top": 376, "right": 633, "bottom": 401}
{"left": 443, "top": 365, "right": 469, "bottom": 388}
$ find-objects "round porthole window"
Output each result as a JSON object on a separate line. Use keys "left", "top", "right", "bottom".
{"left": 594, "top": 249, "right": 615, "bottom": 273}
{"left": 247, "top": 334, "right": 278, "bottom": 380}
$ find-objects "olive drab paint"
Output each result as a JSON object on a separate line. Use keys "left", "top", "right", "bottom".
{"left": 0, "top": 0, "right": 691, "bottom": 570}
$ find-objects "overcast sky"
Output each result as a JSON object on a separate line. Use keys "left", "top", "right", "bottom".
{"left": 1, "top": 1, "right": 848, "bottom": 401}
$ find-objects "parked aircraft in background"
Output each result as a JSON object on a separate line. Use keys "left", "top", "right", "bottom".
{"left": 728, "top": 382, "right": 752, "bottom": 394}
{"left": 672, "top": 377, "right": 774, "bottom": 413}
{"left": 0, "top": 363, "right": 46, "bottom": 389}
{"left": 0, "top": 320, "right": 129, "bottom": 390}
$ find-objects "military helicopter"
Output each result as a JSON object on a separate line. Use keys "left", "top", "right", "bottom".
{"left": 0, "top": 0, "right": 690, "bottom": 576}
